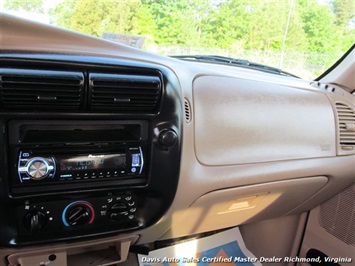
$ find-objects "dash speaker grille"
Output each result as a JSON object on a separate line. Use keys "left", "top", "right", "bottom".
{"left": 319, "top": 184, "right": 355, "bottom": 246}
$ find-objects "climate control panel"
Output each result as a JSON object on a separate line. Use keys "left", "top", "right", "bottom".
{"left": 17, "top": 193, "right": 140, "bottom": 238}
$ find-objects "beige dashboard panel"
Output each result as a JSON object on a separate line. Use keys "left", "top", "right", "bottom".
{"left": 166, "top": 176, "right": 328, "bottom": 237}
{"left": 193, "top": 76, "right": 336, "bottom": 165}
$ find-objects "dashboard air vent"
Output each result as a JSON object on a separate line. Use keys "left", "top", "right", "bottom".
{"left": 0, "top": 69, "right": 84, "bottom": 110}
{"left": 336, "top": 102, "right": 355, "bottom": 150}
{"left": 184, "top": 98, "right": 192, "bottom": 123}
{"left": 89, "top": 73, "right": 162, "bottom": 113}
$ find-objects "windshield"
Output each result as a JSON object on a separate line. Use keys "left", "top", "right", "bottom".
{"left": 2, "top": 0, "right": 354, "bottom": 80}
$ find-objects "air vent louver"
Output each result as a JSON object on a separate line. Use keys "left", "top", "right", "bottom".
{"left": 89, "top": 73, "right": 161, "bottom": 113}
{"left": 184, "top": 98, "right": 191, "bottom": 123}
{"left": 336, "top": 102, "right": 355, "bottom": 149}
{"left": 0, "top": 69, "right": 84, "bottom": 110}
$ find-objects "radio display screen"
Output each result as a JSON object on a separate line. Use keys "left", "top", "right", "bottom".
{"left": 59, "top": 154, "right": 126, "bottom": 171}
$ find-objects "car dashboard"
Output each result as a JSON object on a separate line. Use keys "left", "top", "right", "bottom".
{"left": 0, "top": 14, "right": 354, "bottom": 266}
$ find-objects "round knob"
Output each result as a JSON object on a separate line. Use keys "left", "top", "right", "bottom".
{"left": 62, "top": 201, "right": 95, "bottom": 227}
{"left": 158, "top": 129, "right": 178, "bottom": 147}
{"left": 67, "top": 206, "right": 90, "bottom": 226}
{"left": 24, "top": 210, "right": 47, "bottom": 233}
{"left": 26, "top": 158, "right": 49, "bottom": 180}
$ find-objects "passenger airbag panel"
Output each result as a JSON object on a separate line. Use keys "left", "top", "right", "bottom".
{"left": 194, "top": 76, "right": 336, "bottom": 165}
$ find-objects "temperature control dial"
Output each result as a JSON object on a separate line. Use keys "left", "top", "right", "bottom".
{"left": 62, "top": 201, "right": 95, "bottom": 227}
{"left": 26, "top": 158, "right": 49, "bottom": 180}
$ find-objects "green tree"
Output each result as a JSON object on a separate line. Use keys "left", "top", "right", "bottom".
{"left": 330, "top": 0, "right": 355, "bottom": 51}
{"left": 50, "top": 0, "right": 77, "bottom": 29}
{"left": 51, "top": 0, "right": 157, "bottom": 47}
{"left": 143, "top": 0, "right": 191, "bottom": 45}
{"left": 332, "top": 0, "right": 355, "bottom": 27}
{"left": 207, "top": 0, "right": 307, "bottom": 51}
{"left": 206, "top": 0, "right": 252, "bottom": 49}
{"left": 4, "top": 0, "right": 43, "bottom": 13}
{"left": 297, "top": 0, "right": 339, "bottom": 53}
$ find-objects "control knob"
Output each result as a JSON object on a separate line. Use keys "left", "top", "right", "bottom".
{"left": 24, "top": 210, "right": 47, "bottom": 233}
{"left": 158, "top": 129, "right": 178, "bottom": 147}
{"left": 26, "top": 158, "right": 49, "bottom": 180}
{"left": 108, "top": 203, "right": 129, "bottom": 221}
{"left": 62, "top": 201, "right": 95, "bottom": 227}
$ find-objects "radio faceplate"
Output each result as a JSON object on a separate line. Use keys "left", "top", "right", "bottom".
{"left": 16, "top": 147, "right": 144, "bottom": 184}
{"left": 7, "top": 120, "right": 150, "bottom": 194}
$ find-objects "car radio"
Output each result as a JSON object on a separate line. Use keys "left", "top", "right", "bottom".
{"left": 8, "top": 120, "right": 150, "bottom": 193}
{"left": 17, "top": 147, "right": 144, "bottom": 183}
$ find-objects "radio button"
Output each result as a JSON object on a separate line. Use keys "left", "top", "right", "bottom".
{"left": 131, "top": 167, "right": 137, "bottom": 173}
{"left": 60, "top": 174, "right": 72, "bottom": 178}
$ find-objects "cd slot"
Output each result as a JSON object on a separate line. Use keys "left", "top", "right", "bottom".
{"left": 21, "top": 127, "right": 139, "bottom": 143}
{"left": 9, "top": 120, "right": 148, "bottom": 144}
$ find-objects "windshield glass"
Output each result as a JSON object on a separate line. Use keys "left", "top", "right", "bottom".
{"left": 2, "top": 0, "right": 354, "bottom": 79}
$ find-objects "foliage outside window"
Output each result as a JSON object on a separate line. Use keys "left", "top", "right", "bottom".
{"left": 3, "top": 0, "right": 355, "bottom": 79}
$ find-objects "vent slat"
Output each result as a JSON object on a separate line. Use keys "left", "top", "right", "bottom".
{"left": 3, "top": 92, "right": 81, "bottom": 97}
{"left": 0, "top": 68, "right": 84, "bottom": 111}
{"left": 92, "top": 90, "right": 159, "bottom": 95}
{"left": 340, "top": 137, "right": 355, "bottom": 141}
{"left": 92, "top": 96, "right": 159, "bottom": 100}
{"left": 89, "top": 73, "right": 162, "bottom": 113}
{"left": 339, "top": 114, "right": 355, "bottom": 117}
{"left": 2, "top": 80, "right": 81, "bottom": 86}
{"left": 3, "top": 98, "right": 80, "bottom": 102}
{"left": 339, "top": 133, "right": 355, "bottom": 137}
{"left": 336, "top": 103, "right": 355, "bottom": 149}
{"left": 92, "top": 83, "right": 159, "bottom": 88}
{"left": 2, "top": 85, "right": 81, "bottom": 91}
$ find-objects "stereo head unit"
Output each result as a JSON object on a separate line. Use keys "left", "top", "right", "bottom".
{"left": 8, "top": 120, "right": 149, "bottom": 194}
{"left": 17, "top": 147, "right": 144, "bottom": 183}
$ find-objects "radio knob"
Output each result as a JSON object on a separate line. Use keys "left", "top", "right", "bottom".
{"left": 26, "top": 158, "right": 49, "bottom": 180}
